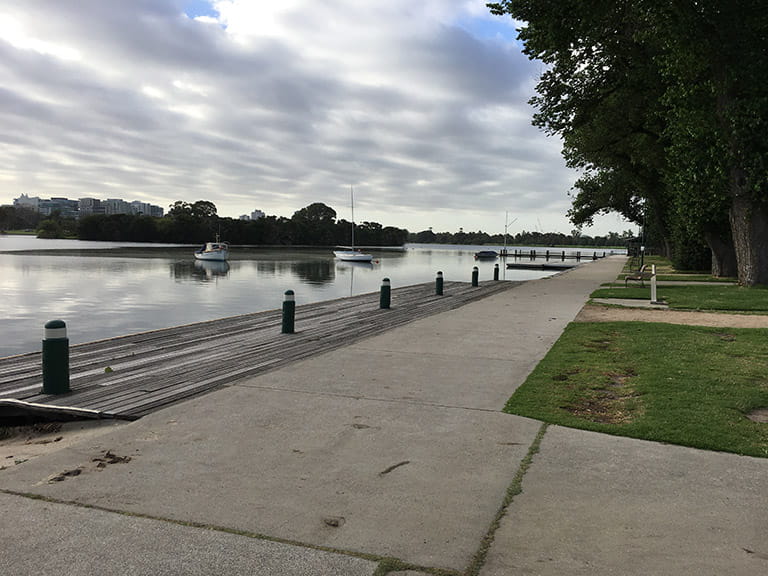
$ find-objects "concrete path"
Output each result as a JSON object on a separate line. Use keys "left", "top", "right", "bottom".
{"left": 481, "top": 426, "right": 767, "bottom": 576}
{"left": 2, "top": 255, "right": 766, "bottom": 575}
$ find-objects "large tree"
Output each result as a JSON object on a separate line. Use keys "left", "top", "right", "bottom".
{"left": 291, "top": 202, "right": 337, "bottom": 245}
{"left": 490, "top": 1, "right": 674, "bottom": 254}
{"left": 656, "top": 0, "right": 768, "bottom": 283}
{"left": 489, "top": 0, "right": 768, "bottom": 284}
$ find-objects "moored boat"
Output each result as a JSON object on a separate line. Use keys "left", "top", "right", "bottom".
{"left": 194, "top": 236, "right": 229, "bottom": 261}
{"left": 334, "top": 186, "right": 373, "bottom": 262}
{"left": 333, "top": 248, "right": 374, "bottom": 262}
{"left": 474, "top": 250, "right": 498, "bottom": 260}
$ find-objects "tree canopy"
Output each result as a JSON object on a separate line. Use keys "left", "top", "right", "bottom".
{"left": 72, "top": 201, "right": 408, "bottom": 247}
{"left": 489, "top": 0, "right": 768, "bottom": 284}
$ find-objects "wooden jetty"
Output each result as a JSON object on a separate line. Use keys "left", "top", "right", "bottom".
{"left": 0, "top": 280, "right": 518, "bottom": 421}
{"left": 506, "top": 262, "right": 575, "bottom": 271}
{"left": 505, "top": 249, "right": 606, "bottom": 270}
{"left": 505, "top": 249, "right": 607, "bottom": 261}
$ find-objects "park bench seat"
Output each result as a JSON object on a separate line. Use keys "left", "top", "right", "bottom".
{"left": 625, "top": 264, "right": 653, "bottom": 286}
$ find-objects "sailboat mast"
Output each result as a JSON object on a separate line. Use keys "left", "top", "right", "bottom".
{"left": 503, "top": 211, "right": 509, "bottom": 253}
{"left": 350, "top": 185, "right": 355, "bottom": 250}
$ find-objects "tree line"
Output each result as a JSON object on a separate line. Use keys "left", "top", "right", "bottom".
{"left": 0, "top": 205, "right": 41, "bottom": 232}
{"left": 4, "top": 202, "right": 633, "bottom": 249}
{"left": 409, "top": 228, "right": 634, "bottom": 247}
{"left": 0, "top": 201, "right": 409, "bottom": 247}
{"left": 489, "top": 1, "right": 768, "bottom": 283}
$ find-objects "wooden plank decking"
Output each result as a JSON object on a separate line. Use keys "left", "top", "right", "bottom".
{"left": 0, "top": 281, "right": 519, "bottom": 420}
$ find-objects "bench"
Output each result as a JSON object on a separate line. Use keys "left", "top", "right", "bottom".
{"left": 624, "top": 264, "right": 653, "bottom": 286}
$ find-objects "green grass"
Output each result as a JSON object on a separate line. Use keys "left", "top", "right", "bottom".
{"left": 617, "top": 274, "right": 735, "bottom": 282}
{"left": 656, "top": 274, "right": 735, "bottom": 282}
{"left": 621, "top": 254, "right": 736, "bottom": 282}
{"left": 591, "top": 283, "right": 768, "bottom": 312}
{"left": 504, "top": 322, "right": 768, "bottom": 457}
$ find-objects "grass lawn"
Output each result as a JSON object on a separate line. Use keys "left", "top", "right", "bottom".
{"left": 621, "top": 254, "right": 736, "bottom": 282}
{"left": 591, "top": 283, "right": 768, "bottom": 312}
{"left": 504, "top": 322, "right": 768, "bottom": 457}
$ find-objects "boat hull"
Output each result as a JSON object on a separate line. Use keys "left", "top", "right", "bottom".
{"left": 194, "top": 250, "right": 229, "bottom": 261}
{"left": 334, "top": 250, "right": 373, "bottom": 262}
{"left": 195, "top": 239, "right": 229, "bottom": 261}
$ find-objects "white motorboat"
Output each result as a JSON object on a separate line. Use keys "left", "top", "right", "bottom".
{"left": 194, "top": 236, "right": 229, "bottom": 261}
{"left": 334, "top": 186, "right": 373, "bottom": 262}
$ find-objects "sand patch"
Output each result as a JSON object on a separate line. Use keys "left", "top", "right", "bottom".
{"left": 0, "top": 420, "right": 126, "bottom": 470}
{"left": 576, "top": 304, "right": 768, "bottom": 329}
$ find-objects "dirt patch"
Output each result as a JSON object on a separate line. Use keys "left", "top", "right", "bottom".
{"left": 747, "top": 409, "right": 768, "bottom": 423}
{"left": 560, "top": 367, "right": 643, "bottom": 425}
{"left": 576, "top": 304, "right": 768, "bottom": 329}
{"left": 562, "top": 390, "right": 641, "bottom": 425}
{"left": 45, "top": 449, "right": 133, "bottom": 483}
{"left": 0, "top": 420, "right": 126, "bottom": 470}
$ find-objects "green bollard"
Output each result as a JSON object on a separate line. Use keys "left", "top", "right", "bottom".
{"left": 380, "top": 278, "right": 391, "bottom": 309}
{"left": 472, "top": 266, "right": 479, "bottom": 287}
{"left": 42, "top": 319, "right": 70, "bottom": 394}
{"left": 435, "top": 271, "right": 444, "bottom": 295}
{"left": 493, "top": 263, "right": 499, "bottom": 281}
{"left": 282, "top": 290, "right": 295, "bottom": 334}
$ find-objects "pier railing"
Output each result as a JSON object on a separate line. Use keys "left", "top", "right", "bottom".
{"left": 500, "top": 249, "right": 607, "bottom": 261}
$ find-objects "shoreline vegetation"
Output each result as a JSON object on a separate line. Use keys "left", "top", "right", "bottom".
{"left": 1, "top": 201, "right": 632, "bottom": 248}
{"left": 0, "top": 233, "right": 628, "bottom": 252}
{"left": 505, "top": 256, "right": 768, "bottom": 458}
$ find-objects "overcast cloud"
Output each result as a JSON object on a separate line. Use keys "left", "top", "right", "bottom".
{"left": 0, "top": 0, "right": 633, "bottom": 236}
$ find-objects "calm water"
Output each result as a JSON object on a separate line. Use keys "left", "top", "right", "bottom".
{"left": 0, "top": 237, "right": 618, "bottom": 358}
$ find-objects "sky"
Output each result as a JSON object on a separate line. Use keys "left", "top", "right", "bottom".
{"left": 0, "top": 0, "right": 635, "bottom": 237}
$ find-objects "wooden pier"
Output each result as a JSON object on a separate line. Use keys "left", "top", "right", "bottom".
{"left": 505, "top": 261, "right": 576, "bottom": 271}
{"left": 505, "top": 249, "right": 606, "bottom": 270}
{"left": 0, "top": 281, "right": 518, "bottom": 421}
{"left": 504, "top": 249, "right": 606, "bottom": 260}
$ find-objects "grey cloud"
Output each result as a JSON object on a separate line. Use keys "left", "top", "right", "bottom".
{"left": 0, "top": 1, "right": 628, "bottom": 234}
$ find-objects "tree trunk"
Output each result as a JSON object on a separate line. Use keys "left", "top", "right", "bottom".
{"left": 703, "top": 230, "right": 738, "bottom": 277}
{"left": 729, "top": 191, "right": 768, "bottom": 286}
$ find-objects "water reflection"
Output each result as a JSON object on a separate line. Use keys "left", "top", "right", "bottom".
{"left": 335, "top": 260, "right": 375, "bottom": 296}
{"left": 335, "top": 261, "right": 375, "bottom": 270}
{"left": 195, "top": 260, "right": 230, "bottom": 280}
{"left": 170, "top": 260, "right": 230, "bottom": 282}
{"left": 169, "top": 256, "right": 338, "bottom": 285}
{"left": 248, "top": 259, "right": 336, "bottom": 285}
{"left": 0, "top": 241, "right": 594, "bottom": 358}
{"left": 291, "top": 260, "right": 335, "bottom": 285}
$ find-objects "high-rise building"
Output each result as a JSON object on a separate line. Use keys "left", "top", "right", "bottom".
{"left": 103, "top": 198, "right": 132, "bottom": 215}
{"left": 130, "top": 201, "right": 153, "bottom": 216}
{"left": 14, "top": 195, "right": 164, "bottom": 218}
{"left": 13, "top": 194, "right": 40, "bottom": 210}
{"left": 79, "top": 198, "right": 105, "bottom": 216}
{"left": 39, "top": 197, "right": 79, "bottom": 218}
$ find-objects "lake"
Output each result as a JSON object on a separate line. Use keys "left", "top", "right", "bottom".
{"left": 0, "top": 236, "right": 619, "bottom": 358}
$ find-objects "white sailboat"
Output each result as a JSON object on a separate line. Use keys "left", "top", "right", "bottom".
{"left": 334, "top": 186, "right": 373, "bottom": 262}
{"left": 194, "top": 234, "right": 229, "bottom": 261}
